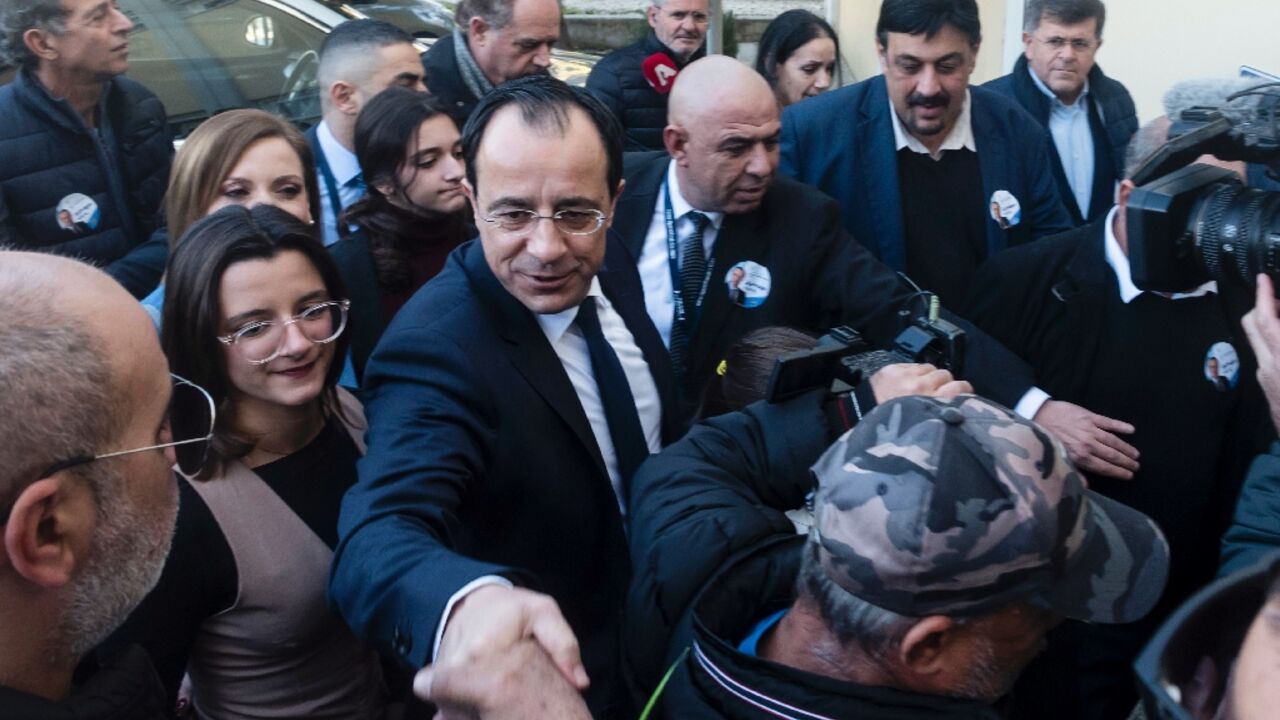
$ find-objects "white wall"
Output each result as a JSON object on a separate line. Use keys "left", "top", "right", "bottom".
{"left": 833, "top": 0, "right": 1280, "bottom": 122}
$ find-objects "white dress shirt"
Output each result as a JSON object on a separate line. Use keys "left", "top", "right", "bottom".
{"left": 1029, "top": 67, "right": 1096, "bottom": 218}
{"left": 890, "top": 89, "right": 977, "bottom": 160}
{"left": 534, "top": 276, "right": 664, "bottom": 514}
{"left": 432, "top": 278, "right": 663, "bottom": 663}
{"left": 314, "top": 121, "right": 364, "bottom": 247}
{"left": 638, "top": 161, "right": 726, "bottom": 347}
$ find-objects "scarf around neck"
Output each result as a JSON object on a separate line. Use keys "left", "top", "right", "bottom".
{"left": 453, "top": 27, "right": 495, "bottom": 101}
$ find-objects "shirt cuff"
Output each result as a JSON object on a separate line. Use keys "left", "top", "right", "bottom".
{"left": 431, "top": 575, "right": 515, "bottom": 663}
{"left": 1014, "top": 387, "right": 1051, "bottom": 421}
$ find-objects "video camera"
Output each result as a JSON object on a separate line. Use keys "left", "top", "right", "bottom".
{"left": 1128, "top": 81, "right": 1280, "bottom": 292}
{"left": 764, "top": 295, "right": 966, "bottom": 403}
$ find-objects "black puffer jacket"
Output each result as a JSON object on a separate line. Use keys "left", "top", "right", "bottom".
{"left": 0, "top": 69, "right": 171, "bottom": 297}
{"left": 421, "top": 32, "right": 482, "bottom": 127}
{"left": 625, "top": 392, "right": 832, "bottom": 700}
{"left": 587, "top": 32, "right": 704, "bottom": 151}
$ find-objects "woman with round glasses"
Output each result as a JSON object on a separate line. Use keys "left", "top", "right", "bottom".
{"left": 141, "top": 109, "right": 319, "bottom": 325}
{"left": 110, "top": 204, "right": 389, "bottom": 718}
{"left": 330, "top": 88, "right": 470, "bottom": 386}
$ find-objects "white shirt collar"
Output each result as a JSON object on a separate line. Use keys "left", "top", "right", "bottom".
{"left": 535, "top": 277, "right": 605, "bottom": 344}
{"left": 666, "top": 159, "right": 725, "bottom": 230}
{"left": 890, "top": 89, "right": 976, "bottom": 160}
{"left": 316, "top": 120, "right": 362, "bottom": 186}
{"left": 1104, "top": 205, "right": 1218, "bottom": 303}
{"left": 1027, "top": 64, "right": 1090, "bottom": 109}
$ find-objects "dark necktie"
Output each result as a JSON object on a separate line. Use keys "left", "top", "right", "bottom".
{"left": 668, "top": 211, "right": 710, "bottom": 390}
{"left": 576, "top": 297, "right": 650, "bottom": 497}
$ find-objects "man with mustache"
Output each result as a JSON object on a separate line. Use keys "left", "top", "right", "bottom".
{"left": 587, "top": 0, "right": 709, "bottom": 151}
{"left": 780, "top": 0, "right": 1070, "bottom": 307}
{"left": 421, "top": 0, "right": 560, "bottom": 125}
{"left": 985, "top": 0, "right": 1137, "bottom": 228}
{"left": 0, "top": 0, "right": 173, "bottom": 300}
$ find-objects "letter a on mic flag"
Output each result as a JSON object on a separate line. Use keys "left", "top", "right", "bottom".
{"left": 642, "top": 52, "right": 679, "bottom": 94}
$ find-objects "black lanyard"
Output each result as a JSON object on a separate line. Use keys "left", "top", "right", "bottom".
{"left": 314, "top": 139, "right": 345, "bottom": 226}
{"left": 664, "top": 183, "right": 715, "bottom": 333}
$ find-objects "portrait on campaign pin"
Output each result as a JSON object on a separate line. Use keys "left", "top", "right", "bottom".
{"left": 55, "top": 193, "right": 101, "bottom": 235}
{"left": 989, "top": 190, "right": 1021, "bottom": 229}
{"left": 725, "top": 261, "right": 771, "bottom": 308}
{"left": 1204, "top": 342, "right": 1240, "bottom": 392}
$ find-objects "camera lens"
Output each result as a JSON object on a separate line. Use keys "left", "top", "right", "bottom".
{"left": 1191, "top": 182, "right": 1280, "bottom": 285}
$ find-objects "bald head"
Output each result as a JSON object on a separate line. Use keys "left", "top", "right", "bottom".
{"left": 664, "top": 56, "right": 782, "bottom": 214}
{"left": 0, "top": 253, "right": 162, "bottom": 494}
{"left": 668, "top": 55, "right": 779, "bottom": 128}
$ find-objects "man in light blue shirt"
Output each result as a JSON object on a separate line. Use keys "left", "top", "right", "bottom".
{"left": 984, "top": 0, "right": 1137, "bottom": 226}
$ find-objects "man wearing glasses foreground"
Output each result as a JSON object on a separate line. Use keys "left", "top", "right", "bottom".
{"left": 984, "top": 0, "right": 1137, "bottom": 227}
{"left": 330, "top": 76, "right": 682, "bottom": 718}
{"left": 0, "top": 252, "right": 212, "bottom": 715}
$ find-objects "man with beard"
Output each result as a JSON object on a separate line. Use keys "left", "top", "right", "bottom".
{"left": 630, "top": 394, "right": 1169, "bottom": 718}
{"left": 421, "top": 0, "right": 560, "bottom": 124}
{"left": 587, "top": 0, "right": 709, "bottom": 151}
{"left": 780, "top": 0, "right": 1070, "bottom": 306}
{"left": 0, "top": 252, "right": 191, "bottom": 717}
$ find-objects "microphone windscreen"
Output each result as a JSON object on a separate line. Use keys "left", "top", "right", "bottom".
{"left": 642, "top": 52, "right": 680, "bottom": 94}
{"left": 1162, "top": 77, "right": 1267, "bottom": 125}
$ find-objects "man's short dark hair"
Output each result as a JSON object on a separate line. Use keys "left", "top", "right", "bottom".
{"left": 1023, "top": 0, "right": 1106, "bottom": 38}
{"left": 0, "top": 0, "right": 67, "bottom": 70}
{"left": 461, "top": 75, "right": 624, "bottom": 200}
{"left": 319, "top": 18, "right": 415, "bottom": 63}
{"left": 876, "top": 0, "right": 982, "bottom": 49}
{"left": 455, "top": 0, "right": 516, "bottom": 31}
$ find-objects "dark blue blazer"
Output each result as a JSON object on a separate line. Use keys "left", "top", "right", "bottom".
{"left": 780, "top": 75, "right": 1072, "bottom": 272}
{"left": 329, "top": 234, "right": 681, "bottom": 717}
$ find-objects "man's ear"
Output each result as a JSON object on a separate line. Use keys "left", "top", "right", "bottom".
{"left": 664, "top": 125, "right": 688, "bottom": 163}
{"left": 2, "top": 476, "right": 93, "bottom": 589}
{"left": 22, "top": 28, "right": 59, "bottom": 64}
{"left": 646, "top": 5, "right": 660, "bottom": 30}
{"left": 461, "top": 178, "right": 482, "bottom": 224}
{"left": 329, "top": 80, "right": 359, "bottom": 116}
{"left": 1022, "top": 31, "right": 1034, "bottom": 56}
{"left": 469, "top": 16, "right": 491, "bottom": 46}
{"left": 896, "top": 615, "right": 958, "bottom": 677}
{"left": 1116, "top": 179, "right": 1135, "bottom": 210}
{"left": 604, "top": 179, "right": 626, "bottom": 231}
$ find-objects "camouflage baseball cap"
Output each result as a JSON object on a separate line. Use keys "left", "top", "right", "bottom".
{"left": 811, "top": 394, "right": 1169, "bottom": 624}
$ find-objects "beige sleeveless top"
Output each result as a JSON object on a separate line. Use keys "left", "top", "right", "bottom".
{"left": 185, "top": 389, "right": 387, "bottom": 719}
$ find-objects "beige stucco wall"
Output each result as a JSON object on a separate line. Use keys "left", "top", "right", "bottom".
{"left": 834, "top": 0, "right": 1280, "bottom": 122}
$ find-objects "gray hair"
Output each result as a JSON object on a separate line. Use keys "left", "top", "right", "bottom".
{"left": 0, "top": 0, "right": 67, "bottom": 70}
{"left": 0, "top": 262, "right": 118, "bottom": 519}
{"left": 796, "top": 536, "right": 918, "bottom": 660}
{"left": 1023, "top": 0, "right": 1105, "bottom": 38}
{"left": 456, "top": 0, "right": 516, "bottom": 31}
{"left": 1124, "top": 116, "right": 1172, "bottom": 180}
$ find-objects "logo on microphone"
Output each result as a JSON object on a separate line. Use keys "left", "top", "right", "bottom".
{"left": 642, "top": 52, "right": 680, "bottom": 94}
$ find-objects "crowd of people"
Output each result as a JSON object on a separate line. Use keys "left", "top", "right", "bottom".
{"left": 0, "top": 0, "right": 1277, "bottom": 718}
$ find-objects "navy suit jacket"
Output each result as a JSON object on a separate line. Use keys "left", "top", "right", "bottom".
{"left": 329, "top": 234, "right": 681, "bottom": 717}
{"left": 613, "top": 151, "right": 1036, "bottom": 414}
{"left": 780, "top": 75, "right": 1072, "bottom": 272}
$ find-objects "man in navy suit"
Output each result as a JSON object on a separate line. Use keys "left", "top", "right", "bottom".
{"left": 329, "top": 77, "right": 680, "bottom": 719}
{"left": 780, "top": 0, "right": 1071, "bottom": 305}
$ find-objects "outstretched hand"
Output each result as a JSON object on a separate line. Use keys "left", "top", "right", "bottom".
{"left": 1034, "top": 400, "right": 1139, "bottom": 480}
{"left": 1242, "top": 274, "right": 1280, "bottom": 434}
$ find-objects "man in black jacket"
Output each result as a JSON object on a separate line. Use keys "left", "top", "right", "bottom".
{"left": 628, "top": 394, "right": 1169, "bottom": 718}
{"left": 586, "top": 0, "right": 708, "bottom": 151}
{"left": 0, "top": 0, "right": 172, "bottom": 299}
{"left": 0, "top": 253, "right": 186, "bottom": 718}
{"left": 984, "top": 0, "right": 1137, "bottom": 227}
{"left": 963, "top": 118, "right": 1270, "bottom": 720}
{"left": 420, "top": 0, "right": 559, "bottom": 124}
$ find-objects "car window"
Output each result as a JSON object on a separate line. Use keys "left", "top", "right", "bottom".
{"left": 1, "top": 0, "right": 329, "bottom": 140}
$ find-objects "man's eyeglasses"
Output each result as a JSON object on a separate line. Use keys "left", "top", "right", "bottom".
{"left": 1, "top": 374, "right": 215, "bottom": 523}
{"left": 481, "top": 209, "right": 608, "bottom": 236}
{"left": 217, "top": 300, "right": 350, "bottom": 365}
{"left": 1035, "top": 35, "right": 1098, "bottom": 54}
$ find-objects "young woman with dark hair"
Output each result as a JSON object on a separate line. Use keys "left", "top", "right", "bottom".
{"left": 755, "top": 9, "right": 841, "bottom": 107}
{"left": 109, "top": 205, "right": 390, "bottom": 718}
{"left": 330, "top": 87, "right": 471, "bottom": 385}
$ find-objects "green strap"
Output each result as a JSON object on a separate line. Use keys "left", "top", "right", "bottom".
{"left": 637, "top": 646, "right": 691, "bottom": 720}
